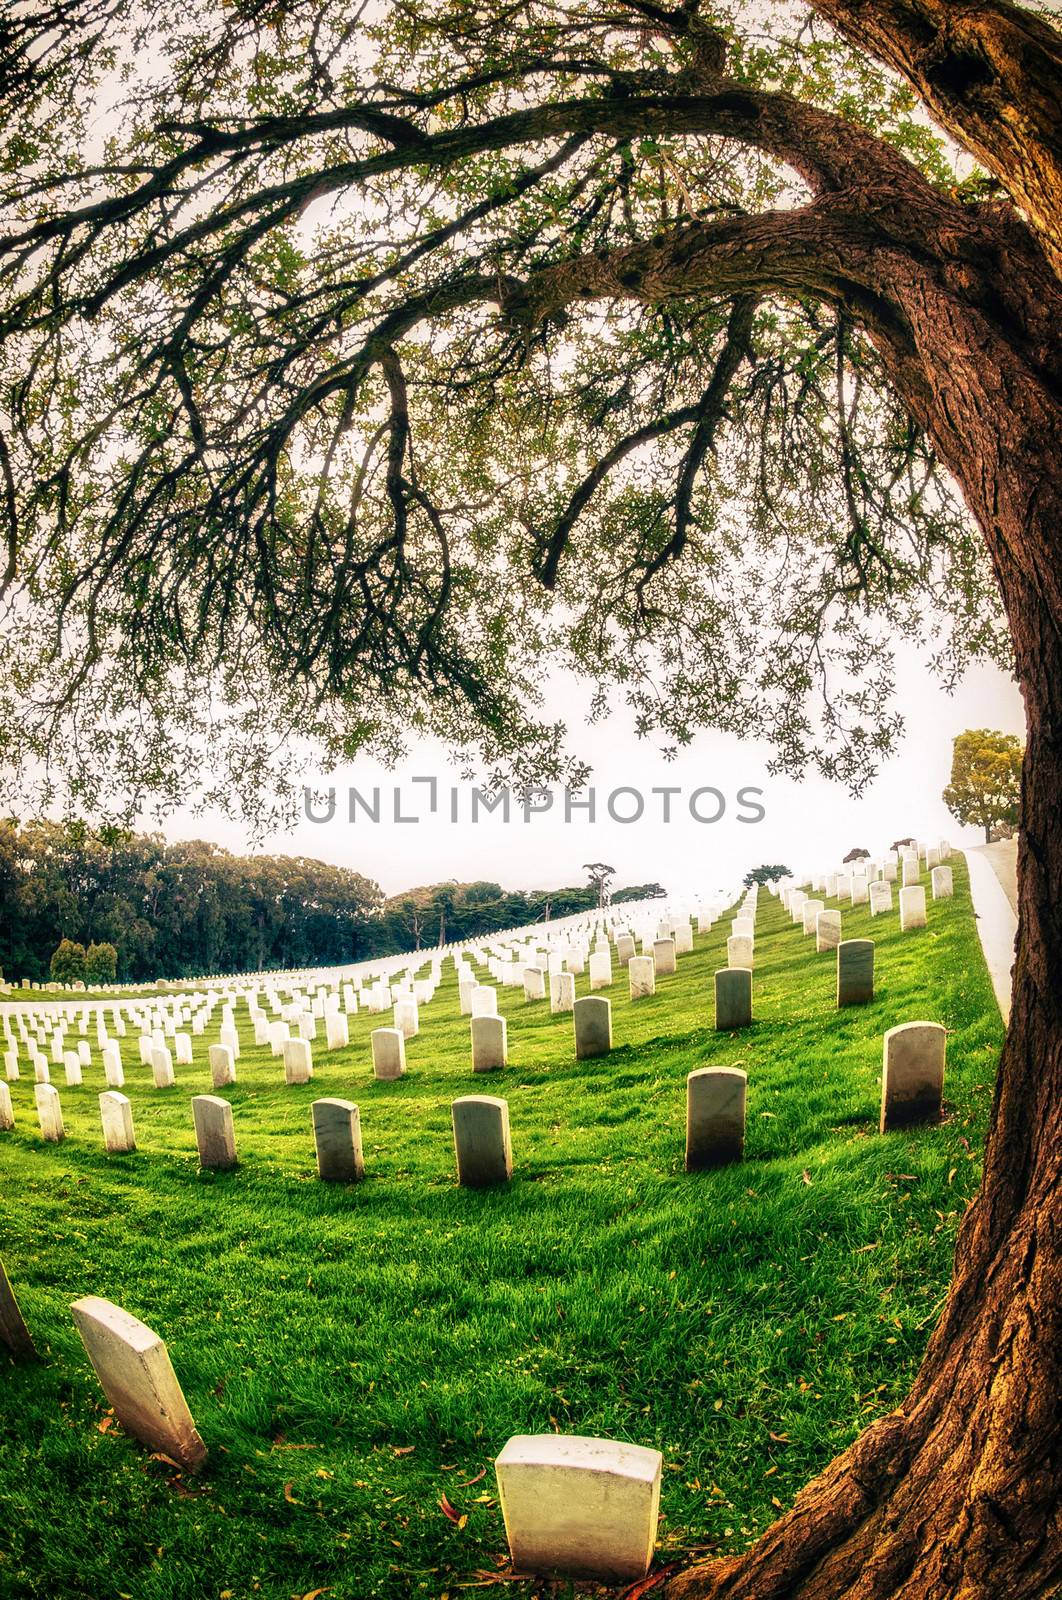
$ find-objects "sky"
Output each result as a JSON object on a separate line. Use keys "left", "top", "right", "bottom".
{"left": 158, "top": 642, "right": 1025, "bottom": 901}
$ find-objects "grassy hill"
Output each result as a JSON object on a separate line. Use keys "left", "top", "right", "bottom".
{"left": 0, "top": 861, "right": 1002, "bottom": 1600}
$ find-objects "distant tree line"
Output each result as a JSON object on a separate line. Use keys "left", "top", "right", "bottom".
{"left": 0, "top": 819, "right": 663, "bottom": 982}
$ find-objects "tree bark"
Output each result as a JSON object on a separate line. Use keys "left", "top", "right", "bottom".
{"left": 660, "top": 130, "right": 1062, "bottom": 1600}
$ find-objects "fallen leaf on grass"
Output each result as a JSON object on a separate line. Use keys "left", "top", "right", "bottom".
{"left": 456, "top": 1468, "right": 485, "bottom": 1487}
{"left": 801, "top": 1170, "right": 812, "bottom": 1185}
{"left": 617, "top": 1561, "right": 684, "bottom": 1597}
{"left": 300, "top": 1589, "right": 331, "bottom": 1600}
{"left": 439, "top": 1494, "right": 467, "bottom": 1530}
{"left": 283, "top": 1482, "right": 299, "bottom": 1505}
{"left": 97, "top": 1417, "right": 114, "bottom": 1433}
{"left": 393, "top": 1445, "right": 415, "bottom": 1456}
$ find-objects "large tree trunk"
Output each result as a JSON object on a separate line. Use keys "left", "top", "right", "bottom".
{"left": 663, "top": 191, "right": 1062, "bottom": 1600}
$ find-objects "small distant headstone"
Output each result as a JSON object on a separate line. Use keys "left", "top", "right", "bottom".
{"left": 0, "top": 1081, "right": 13, "bottom": 1131}
{"left": 64, "top": 1051, "right": 83, "bottom": 1086}
{"left": 325, "top": 1012, "right": 349, "bottom": 1050}
{"left": 471, "top": 984, "right": 498, "bottom": 1019}
{"left": 615, "top": 935, "right": 636, "bottom": 967}
{"left": 452, "top": 1095, "right": 512, "bottom": 1187}
{"left": 881, "top": 1022, "right": 946, "bottom": 1131}
{"left": 393, "top": 998, "right": 419, "bottom": 1038}
{"left": 652, "top": 938, "right": 677, "bottom": 976}
{"left": 209, "top": 1044, "right": 236, "bottom": 1088}
{"left": 102, "top": 1041, "right": 124, "bottom": 1088}
{"left": 312, "top": 1098, "right": 364, "bottom": 1182}
{"left": 522, "top": 967, "right": 546, "bottom": 1002}
{"left": 715, "top": 968, "right": 752, "bottom": 1031}
{"left": 685, "top": 1067, "right": 747, "bottom": 1170}
{"left": 931, "top": 866, "right": 953, "bottom": 900}
{"left": 99, "top": 1091, "right": 136, "bottom": 1153}
{"left": 837, "top": 939, "right": 875, "bottom": 1006}
{"left": 495, "top": 1433, "right": 662, "bottom": 1581}
{"left": 573, "top": 997, "right": 611, "bottom": 1060}
{"left": 371, "top": 1027, "right": 406, "bottom": 1081}
{"left": 816, "top": 910, "right": 842, "bottom": 952}
{"left": 70, "top": 1296, "right": 207, "bottom": 1470}
{"left": 588, "top": 951, "right": 612, "bottom": 990}
{"left": 151, "top": 1046, "right": 175, "bottom": 1089}
{"left": 628, "top": 955, "right": 655, "bottom": 1000}
{"left": 851, "top": 877, "right": 869, "bottom": 906}
{"left": 727, "top": 934, "right": 753, "bottom": 969}
{"left": 35, "top": 1082, "right": 64, "bottom": 1142}
{"left": 471, "top": 1015, "right": 508, "bottom": 1072}
{"left": 902, "top": 858, "right": 920, "bottom": 887}
{"left": 549, "top": 972, "right": 575, "bottom": 1015}
{"left": 0, "top": 1258, "right": 36, "bottom": 1359}
{"left": 173, "top": 1033, "right": 193, "bottom": 1065}
{"left": 801, "top": 899, "right": 824, "bottom": 935}
{"left": 282, "top": 1037, "right": 313, "bottom": 1085}
{"left": 674, "top": 925, "right": 693, "bottom": 955}
{"left": 899, "top": 885, "right": 928, "bottom": 930}
{"left": 192, "top": 1095, "right": 237, "bottom": 1170}
{"left": 869, "top": 880, "right": 892, "bottom": 916}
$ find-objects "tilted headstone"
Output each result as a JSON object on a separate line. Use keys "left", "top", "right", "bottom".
{"left": 573, "top": 996, "right": 612, "bottom": 1060}
{"left": 209, "top": 1044, "right": 236, "bottom": 1088}
{"left": 837, "top": 939, "right": 874, "bottom": 1006}
{"left": 371, "top": 1027, "right": 406, "bottom": 1081}
{"left": 628, "top": 955, "right": 655, "bottom": 1000}
{"left": 715, "top": 968, "right": 752, "bottom": 1031}
{"left": 70, "top": 1296, "right": 207, "bottom": 1471}
{"left": 452, "top": 1095, "right": 512, "bottom": 1187}
{"left": 816, "top": 910, "right": 842, "bottom": 952}
{"left": 900, "top": 885, "right": 928, "bottom": 930}
{"left": 881, "top": 1022, "right": 946, "bottom": 1132}
{"left": 99, "top": 1091, "right": 136, "bottom": 1153}
{"left": 35, "top": 1082, "right": 64, "bottom": 1142}
{"left": 685, "top": 1067, "right": 747, "bottom": 1170}
{"left": 312, "top": 1098, "right": 364, "bottom": 1182}
{"left": 0, "top": 1258, "right": 36, "bottom": 1360}
{"left": 282, "top": 1037, "right": 313, "bottom": 1085}
{"left": 192, "top": 1095, "right": 237, "bottom": 1170}
{"left": 495, "top": 1433, "right": 662, "bottom": 1581}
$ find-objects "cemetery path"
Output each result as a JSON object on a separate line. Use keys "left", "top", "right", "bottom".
{"left": 963, "top": 846, "right": 1018, "bottom": 1024}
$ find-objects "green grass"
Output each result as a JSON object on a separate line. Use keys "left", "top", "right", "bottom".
{"left": 0, "top": 862, "right": 1002, "bottom": 1600}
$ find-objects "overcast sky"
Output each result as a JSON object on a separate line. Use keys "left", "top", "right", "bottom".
{"left": 156, "top": 640, "right": 1024, "bottom": 900}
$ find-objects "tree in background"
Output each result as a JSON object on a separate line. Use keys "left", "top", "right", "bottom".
{"left": 843, "top": 847, "right": 870, "bottom": 863}
{"left": 49, "top": 938, "right": 85, "bottom": 986}
{"left": 743, "top": 865, "right": 792, "bottom": 889}
{"left": 583, "top": 862, "right": 616, "bottom": 910}
{"left": 944, "top": 728, "right": 1024, "bottom": 843}
{"left": 2, "top": 3, "right": 1061, "bottom": 1593}
{"left": 84, "top": 941, "right": 118, "bottom": 985}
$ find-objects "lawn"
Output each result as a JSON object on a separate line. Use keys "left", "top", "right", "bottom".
{"left": 0, "top": 862, "right": 1003, "bottom": 1600}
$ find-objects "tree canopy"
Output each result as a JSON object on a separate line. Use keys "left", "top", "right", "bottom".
{"left": 0, "top": 0, "right": 1038, "bottom": 832}
{"left": 942, "top": 726, "right": 1024, "bottom": 842}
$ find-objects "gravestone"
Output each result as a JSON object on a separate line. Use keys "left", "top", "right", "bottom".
{"left": 881, "top": 1022, "right": 946, "bottom": 1131}
{"left": 652, "top": 938, "right": 677, "bottom": 976}
{"left": 312, "top": 1098, "right": 364, "bottom": 1182}
{"left": 0, "top": 1081, "right": 12, "bottom": 1131}
{"left": 192, "top": 1095, "right": 237, "bottom": 1170}
{"left": 801, "top": 899, "right": 824, "bottom": 935}
{"left": 495, "top": 1433, "right": 662, "bottom": 1582}
{"left": 674, "top": 924, "right": 693, "bottom": 955}
{"left": 471, "top": 985, "right": 498, "bottom": 1018}
{"left": 931, "top": 866, "right": 954, "bottom": 899}
{"left": 471, "top": 1014, "right": 508, "bottom": 1072}
{"left": 208, "top": 1044, "right": 236, "bottom": 1088}
{"left": 573, "top": 996, "right": 611, "bottom": 1060}
{"left": 685, "top": 1067, "right": 747, "bottom": 1170}
{"left": 151, "top": 1046, "right": 175, "bottom": 1089}
{"left": 0, "top": 1258, "right": 36, "bottom": 1359}
{"left": 35, "top": 1082, "right": 64, "bottom": 1142}
{"left": 884, "top": 859, "right": 898, "bottom": 881}
{"left": 869, "top": 880, "right": 892, "bottom": 916}
{"left": 902, "top": 858, "right": 920, "bottom": 887}
{"left": 522, "top": 967, "right": 546, "bottom": 1002}
{"left": 628, "top": 955, "right": 655, "bottom": 1000}
{"left": 268, "top": 1020, "right": 289, "bottom": 1056}
{"left": 458, "top": 980, "right": 475, "bottom": 1016}
{"left": 174, "top": 1033, "right": 193, "bottom": 1065}
{"left": 70, "top": 1296, "right": 207, "bottom": 1470}
{"left": 102, "top": 1041, "right": 124, "bottom": 1088}
{"left": 64, "top": 1051, "right": 82, "bottom": 1086}
{"left": 615, "top": 935, "right": 636, "bottom": 967}
{"left": 851, "top": 877, "right": 869, "bottom": 906}
{"left": 900, "top": 885, "right": 928, "bottom": 930}
{"left": 588, "top": 952, "right": 612, "bottom": 990}
{"left": 816, "top": 909, "right": 842, "bottom": 952}
{"left": 325, "top": 1012, "right": 349, "bottom": 1050}
{"left": 837, "top": 939, "right": 875, "bottom": 1006}
{"left": 715, "top": 968, "right": 752, "bottom": 1030}
{"left": 371, "top": 1027, "right": 406, "bottom": 1080}
{"left": 452, "top": 1095, "right": 512, "bottom": 1187}
{"left": 282, "top": 1037, "right": 313, "bottom": 1085}
{"left": 549, "top": 972, "right": 575, "bottom": 1015}
{"left": 394, "top": 999, "right": 419, "bottom": 1038}
{"left": 731, "top": 916, "right": 754, "bottom": 940}
{"left": 99, "top": 1091, "right": 136, "bottom": 1153}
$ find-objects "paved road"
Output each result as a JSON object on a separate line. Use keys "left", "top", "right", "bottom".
{"left": 964, "top": 842, "right": 1019, "bottom": 1025}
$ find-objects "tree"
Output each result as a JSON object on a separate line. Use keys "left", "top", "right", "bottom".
{"left": 49, "top": 938, "right": 85, "bottom": 986}
{"left": 943, "top": 727, "right": 1024, "bottom": 842}
{"left": 1, "top": 4, "right": 1060, "bottom": 1595}
{"left": 842, "top": 846, "right": 870, "bottom": 863}
{"left": 583, "top": 862, "right": 617, "bottom": 909}
{"left": 83, "top": 940, "right": 118, "bottom": 984}
{"left": 743, "top": 864, "right": 793, "bottom": 888}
